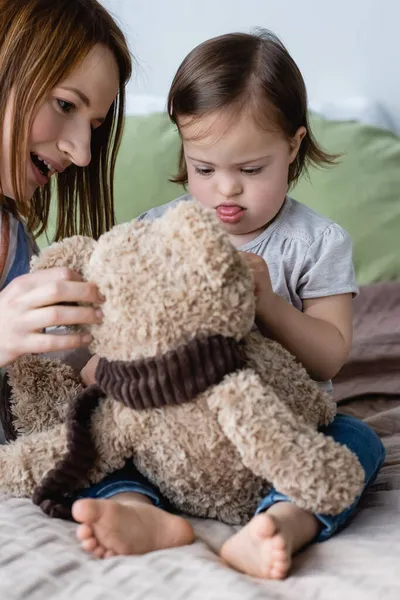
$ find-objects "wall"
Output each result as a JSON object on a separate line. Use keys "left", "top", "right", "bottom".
{"left": 101, "top": 0, "right": 400, "bottom": 131}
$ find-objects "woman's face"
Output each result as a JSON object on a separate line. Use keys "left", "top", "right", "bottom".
{"left": 1, "top": 43, "right": 119, "bottom": 201}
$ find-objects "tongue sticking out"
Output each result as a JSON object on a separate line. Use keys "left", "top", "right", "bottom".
{"left": 217, "top": 205, "right": 242, "bottom": 217}
{"left": 216, "top": 205, "right": 245, "bottom": 224}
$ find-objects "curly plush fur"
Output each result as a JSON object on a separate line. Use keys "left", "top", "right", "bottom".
{"left": 0, "top": 201, "right": 365, "bottom": 524}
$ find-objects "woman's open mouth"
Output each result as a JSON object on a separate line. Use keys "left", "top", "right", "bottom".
{"left": 30, "top": 152, "right": 53, "bottom": 185}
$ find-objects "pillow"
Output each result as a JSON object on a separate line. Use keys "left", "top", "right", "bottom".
{"left": 113, "top": 112, "right": 183, "bottom": 223}
{"left": 291, "top": 117, "right": 400, "bottom": 285}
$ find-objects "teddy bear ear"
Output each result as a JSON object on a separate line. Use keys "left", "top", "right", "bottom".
{"left": 30, "top": 235, "right": 96, "bottom": 278}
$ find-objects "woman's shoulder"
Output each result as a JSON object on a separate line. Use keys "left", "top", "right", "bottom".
{"left": 0, "top": 207, "right": 32, "bottom": 290}
{"left": 0, "top": 208, "right": 15, "bottom": 286}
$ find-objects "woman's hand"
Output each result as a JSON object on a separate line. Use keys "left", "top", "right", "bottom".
{"left": 0, "top": 267, "right": 104, "bottom": 367}
{"left": 80, "top": 354, "right": 100, "bottom": 387}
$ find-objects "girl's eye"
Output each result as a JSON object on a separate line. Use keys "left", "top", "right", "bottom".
{"left": 57, "top": 99, "right": 74, "bottom": 113}
{"left": 241, "top": 167, "right": 263, "bottom": 175}
{"left": 195, "top": 167, "right": 214, "bottom": 176}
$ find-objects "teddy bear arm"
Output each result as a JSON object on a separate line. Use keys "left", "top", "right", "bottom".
{"left": 207, "top": 370, "right": 364, "bottom": 515}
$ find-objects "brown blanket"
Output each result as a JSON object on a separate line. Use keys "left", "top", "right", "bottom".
{"left": 334, "top": 281, "right": 400, "bottom": 402}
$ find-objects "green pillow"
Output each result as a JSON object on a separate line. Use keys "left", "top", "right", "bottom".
{"left": 113, "top": 113, "right": 183, "bottom": 223}
{"left": 38, "top": 113, "right": 400, "bottom": 285}
{"left": 291, "top": 117, "right": 400, "bottom": 285}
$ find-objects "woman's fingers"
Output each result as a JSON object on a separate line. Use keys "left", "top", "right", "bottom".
{"left": 5, "top": 267, "right": 83, "bottom": 296}
{"left": 20, "top": 331, "right": 94, "bottom": 356}
{"left": 18, "top": 279, "right": 104, "bottom": 311}
{"left": 0, "top": 268, "right": 105, "bottom": 367}
{"left": 6, "top": 268, "right": 104, "bottom": 308}
{"left": 20, "top": 305, "right": 103, "bottom": 332}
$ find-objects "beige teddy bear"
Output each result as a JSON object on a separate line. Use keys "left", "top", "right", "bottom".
{"left": 0, "top": 201, "right": 364, "bottom": 525}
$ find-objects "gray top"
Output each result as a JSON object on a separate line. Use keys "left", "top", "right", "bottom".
{"left": 140, "top": 194, "right": 359, "bottom": 395}
{"left": 137, "top": 194, "right": 358, "bottom": 311}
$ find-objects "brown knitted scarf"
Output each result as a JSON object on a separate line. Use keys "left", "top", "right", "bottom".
{"left": 32, "top": 334, "right": 245, "bottom": 519}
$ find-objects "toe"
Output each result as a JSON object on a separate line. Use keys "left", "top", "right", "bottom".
{"left": 76, "top": 523, "right": 94, "bottom": 541}
{"left": 72, "top": 498, "right": 103, "bottom": 525}
{"left": 252, "top": 514, "right": 278, "bottom": 540}
{"left": 273, "top": 550, "right": 289, "bottom": 567}
{"left": 270, "top": 568, "right": 285, "bottom": 580}
{"left": 271, "top": 534, "right": 286, "bottom": 551}
{"left": 81, "top": 537, "right": 99, "bottom": 552}
{"left": 93, "top": 545, "right": 106, "bottom": 559}
{"left": 269, "top": 544, "right": 290, "bottom": 580}
{"left": 270, "top": 561, "right": 290, "bottom": 580}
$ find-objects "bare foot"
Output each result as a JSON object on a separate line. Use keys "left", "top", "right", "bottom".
{"left": 72, "top": 492, "right": 194, "bottom": 558}
{"left": 220, "top": 502, "right": 320, "bottom": 579}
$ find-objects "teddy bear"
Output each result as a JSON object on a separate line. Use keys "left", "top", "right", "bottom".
{"left": 0, "top": 200, "right": 365, "bottom": 525}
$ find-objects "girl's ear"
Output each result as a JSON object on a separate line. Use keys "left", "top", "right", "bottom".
{"left": 289, "top": 126, "right": 307, "bottom": 163}
{"left": 30, "top": 236, "right": 96, "bottom": 278}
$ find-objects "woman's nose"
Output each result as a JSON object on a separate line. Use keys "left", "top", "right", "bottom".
{"left": 57, "top": 127, "right": 92, "bottom": 167}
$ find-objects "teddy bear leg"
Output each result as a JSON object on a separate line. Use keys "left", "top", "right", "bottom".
{"left": 5, "top": 355, "right": 83, "bottom": 437}
{"left": 208, "top": 370, "right": 365, "bottom": 516}
{"left": 0, "top": 424, "right": 67, "bottom": 497}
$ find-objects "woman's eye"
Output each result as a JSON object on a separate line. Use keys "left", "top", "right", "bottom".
{"left": 195, "top": 167, "right": 213, "bottom": 176}
{"left": 57, "top": 99, "right": 74, "bottom": 113}
{"left": 241, "top": 167, "right": 262, "bottom": 175}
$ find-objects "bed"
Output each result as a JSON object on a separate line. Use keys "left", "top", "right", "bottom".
{"left": 1, "top": 101, "right": 400, "bottom": 598}
{"left": 0, "top": 282, "right": 399, "bottom": 600}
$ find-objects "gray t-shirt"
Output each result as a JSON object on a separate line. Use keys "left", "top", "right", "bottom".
{"left": 138, "top": 194, "right": 358, "bottom": 393}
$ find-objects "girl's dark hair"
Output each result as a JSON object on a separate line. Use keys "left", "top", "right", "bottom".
{"left": 0, "top": 0, "right": 132, "bottom": 240}
{"left": 168, "top": 29, "right": 336, "bottom": 187}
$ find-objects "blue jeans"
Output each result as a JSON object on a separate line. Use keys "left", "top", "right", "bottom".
{"left": 77, "top": 413, "right": 385, "bottom": 542}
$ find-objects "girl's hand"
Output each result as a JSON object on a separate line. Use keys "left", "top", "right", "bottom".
{"left": 80, "top": 354, "right": 100, "bottom": 387}
{"left": 240, "top": 252, "right": 275, "bottom": 314}
{"left": 0, "top": 267, "right": 104, "bottom": 367}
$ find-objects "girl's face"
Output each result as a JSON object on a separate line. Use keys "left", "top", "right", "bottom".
{"left": 1, "top": 43, "right": 119, "bottom": 202}
{"left": 180, "top": 109, "right": 305, "bottom": 247}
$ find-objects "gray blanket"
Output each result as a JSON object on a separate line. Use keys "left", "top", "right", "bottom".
{"left": 0, "top": 394, "right": 398, "bottom": 599}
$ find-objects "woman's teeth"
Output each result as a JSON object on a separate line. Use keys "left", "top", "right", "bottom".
{"left": 31, "top": 152, "right": 56, "bottom": 178}
{"left": 38, "top": 156, "right": 55, "bottom": 173}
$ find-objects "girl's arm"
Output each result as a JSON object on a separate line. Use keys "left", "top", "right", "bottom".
{"left": 257, "top": 293, "right": 352, "bottom": 381}
{"left": 242, "top": 253, "right": 353, "bottom": 381}
{"left": 80, "top": 353, "right": 100, "bottom": 386}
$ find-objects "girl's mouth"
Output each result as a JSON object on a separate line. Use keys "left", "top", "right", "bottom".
{"left": 216, "top": 205, "right": 246, "bottom": 224}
